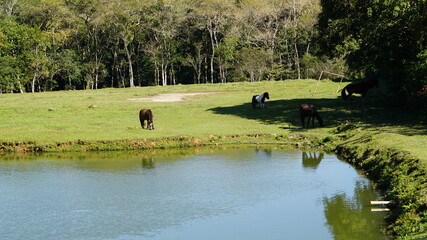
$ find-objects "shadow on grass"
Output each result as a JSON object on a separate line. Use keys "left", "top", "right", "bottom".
{"left": 208, "top": 96, "right": 427, "bottom": 136}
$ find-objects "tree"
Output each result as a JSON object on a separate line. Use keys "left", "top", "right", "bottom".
{"left": 317, "top": 0, "right": 427, "bottom": 101}
{"left": 0, "top": 0, "right": 18, "bottom": 17}
{"left": 0, "top": 18, "right": 50, "bottom": 93}
{"left": 236, "top": 47, "right": 270, "bottom": 82}
{"left": 0, "top": 0, "right": 330, "bottom": 91}
{"left": 66, "top": 0, "right": 105, "bottom": 89}
{"left": 194, "top": 0, "right": 235, "bottom": 83}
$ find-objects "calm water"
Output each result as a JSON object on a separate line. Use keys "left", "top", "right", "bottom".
{"left": 0, "top": 147, "right": 388, "bottom": 240}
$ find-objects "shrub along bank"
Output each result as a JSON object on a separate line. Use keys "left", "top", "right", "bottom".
{"left": 330, "top": 124, "right": 427, "bottom": 239}
{"left": 0, "top": 123, "right": 426, "bottom": 239}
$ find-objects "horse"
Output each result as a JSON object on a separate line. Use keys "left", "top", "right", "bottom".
{"left": 341, "top": 78, "right": 378, "bottom": 102}
{"left": 252, "top": 92, "right": 270, "bottom": 109}
{"left": 139, "top": 109, "right": 154, "bottom": 130}
{"left": 299, "top": 104, "right": 324, "bottom": 128}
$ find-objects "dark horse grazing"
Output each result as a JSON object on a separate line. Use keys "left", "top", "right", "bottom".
{"left": 299, "top": 104, "right": 324, "bottom": 128}
{"left": 252, "top": 92, "right": 270, "bottom": 109}
{"left": 139, "top": 109, "right": 154, "bottom": 130}
{"left": 341, "top": 78, "right": 378, "bottom": 102}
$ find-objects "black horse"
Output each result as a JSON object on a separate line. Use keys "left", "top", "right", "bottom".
{"left": 299, "top": 104, "right": 324, "bottom": 128}
{"left": 252, "top": 92, "right": 270, "bottom": 109}
{"left": 341, "top": 78, "right": 379, "bottom": 102}
{"left": 139, "top": 109, "right": 154, "bottom": 130}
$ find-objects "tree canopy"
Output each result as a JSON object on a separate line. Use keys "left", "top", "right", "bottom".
{"left": 0, "top": 0, "right": 321, "bottom": 92}
{"left": 0, "top": 0, "right": 426, "bottom": 104}
{"left": 317, "top": 0, "right": 427, "bottom": 102}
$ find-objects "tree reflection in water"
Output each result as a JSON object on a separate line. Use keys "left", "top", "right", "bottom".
{"left": 302, "top": 152, "right": 324, "bottom": 169}
{"left": 323, "top": 181, "right": 389, "bottom": 240}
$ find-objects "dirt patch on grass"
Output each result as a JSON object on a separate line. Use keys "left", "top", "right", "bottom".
{"left": 128, "top": 92, "right": 218, "bottom": 103}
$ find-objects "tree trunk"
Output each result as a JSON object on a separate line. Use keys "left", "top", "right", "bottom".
{"left": 124, "top": 42, "right": 135, "bottom": 87}
{"left": 95, "top": 52, "right": 99, "bottom": 89}
{"left": 17, "top": 75, "right": 24, "bottom": 93}
{"left": 208, "top": 28, "right": 215, "bottom": 83}
{"left": 161, "top": 56, "right": 168, "bottom": 86}
{"left": 292, "top": 0, "right": 301, "bottom": 80}
{"left": 32, "top": 73, "right": 37, "bottom": 93}
{"left": 294, "top": 42, "right": 301, "bottom": 79}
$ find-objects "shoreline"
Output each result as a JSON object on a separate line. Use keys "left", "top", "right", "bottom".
{"left": 0, "top": 125, "right": 426, "bottom": 239}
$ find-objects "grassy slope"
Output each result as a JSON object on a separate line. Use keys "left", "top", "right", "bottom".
{"left": 0, "top": 79, "right": 426, "bottom": 162}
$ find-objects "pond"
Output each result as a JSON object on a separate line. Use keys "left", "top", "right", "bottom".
{"left": 0, "top": 147, "right": 389, "bottom": 240}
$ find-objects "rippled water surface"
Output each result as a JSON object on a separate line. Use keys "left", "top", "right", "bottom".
{"left": 0, "top": 148, "right": 388, "bottom": 240}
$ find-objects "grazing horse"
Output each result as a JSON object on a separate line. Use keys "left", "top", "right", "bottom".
{"left": 299, "top": 104, "right": 324, "bottom": 128}
{"left": 139, "top": 109, "right": 154, "bottom": 130}
{"left": 252, "top": 92, "right": 270, "bottom": 109}
{"left": 341, "top": 78, "right": 378, "bottom": 102}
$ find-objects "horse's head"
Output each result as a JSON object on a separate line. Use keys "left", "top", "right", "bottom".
{"left": 373, "top": 78, "right": 379, "bottom": 88}
{"left": 367, "top": 78, "right": 379, "bottom": 88}
{"left": 264, "top": 92, "right": 270, "bottom": 99}
{"left": 317, "top": 115, "right": 324, "bottom": 127}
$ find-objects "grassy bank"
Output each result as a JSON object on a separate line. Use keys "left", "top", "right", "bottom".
{"left": 0, "top": 80, "right": 426, "bottom": 238}
{"left": 0, "top": 80, "right": 425, "bottom": 158}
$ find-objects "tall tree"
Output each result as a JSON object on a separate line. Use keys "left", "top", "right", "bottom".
{"left": 194, "top": 0, "right": 235, "bottom": 83}
{"left": 317, "top": 0, "right": 427, "bottom": 101}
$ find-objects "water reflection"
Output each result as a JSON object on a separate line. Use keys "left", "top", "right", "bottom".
{"left": 323, "top": 181, "right": 388, "bottom": 240}
{"left": 0, "top": 147, "right": 388, "bottom": 240}
{"left": 141, "top": 157, "right": 155, "bottom": 169}
{"left": 302, "top": 151, "right": 324, "bottom": 169}
{"left": 255, "top": 148, "right": 272, "bottom": 158}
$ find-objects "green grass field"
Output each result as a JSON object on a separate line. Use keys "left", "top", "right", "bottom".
{"left": 1, "top": 79, "right": 426, "bottom": 162}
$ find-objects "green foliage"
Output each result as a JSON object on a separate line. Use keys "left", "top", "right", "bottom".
{"left": 300, "top": 53, "right": 347, "bottom": 79}
{"left": 317, "top": 0, "right": 427, "bottom": 104}
{"left": 0, "top": 0, "right": 323, "bottom": 91}
{"left": 335, "top": 133, "right": 427, "bottom": 238}
{"left": 0, "top": 17, "right": 52, "bottom": 92}
{"left": 236, "top": 47, "right": 271, "bottom": 82}
{"left": 0, "top": 56, "right": 21, "bottom": 92}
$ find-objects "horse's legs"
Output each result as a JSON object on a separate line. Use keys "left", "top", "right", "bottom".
{"left": 347, "top": 92, "right": 353, "bottom": 102}
{"left": 306, "top": 117, "right": 312, "bottom": 128}
{"left": 361, "top": 92, "right": 367, "bottom": 103}
{"left": 312, "top": 116, "right": 315, "bottom": 128}
{"left": 301, "top": 116, "right": 305, "bottom": 128}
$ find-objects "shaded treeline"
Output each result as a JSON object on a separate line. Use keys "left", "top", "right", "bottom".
{"left": 0, "top": 0, "right": 331, "bottom": 92}
{"left": 317, "top": 0, "right": 427, "bottom": 103}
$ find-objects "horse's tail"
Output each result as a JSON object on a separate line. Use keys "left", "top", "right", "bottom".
{"left": 251, "top": 95, "right": 257, "bottom": 109}
{"left": 341, "top": 87, "right": 348, "bottom": 102}
{"left": 299, "top": 106, "right": 305, "bottom": 127}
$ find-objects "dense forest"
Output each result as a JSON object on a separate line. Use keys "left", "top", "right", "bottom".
{"left": 0, "top": 0, "right": 426, "bottom": 103}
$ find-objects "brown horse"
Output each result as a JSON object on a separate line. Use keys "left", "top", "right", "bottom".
{"left": 299, "top": 104, "right": 324, "bottom": 128}
{"left": 139, "top": 109, "right": 154, "bottom": 130}
{"left": 341, "top": 78, "right": 378, "bottom": 102}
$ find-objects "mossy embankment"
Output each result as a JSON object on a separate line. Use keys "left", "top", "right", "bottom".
{"left": 330, "top": 124, "right": 427, "bottom": 239}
